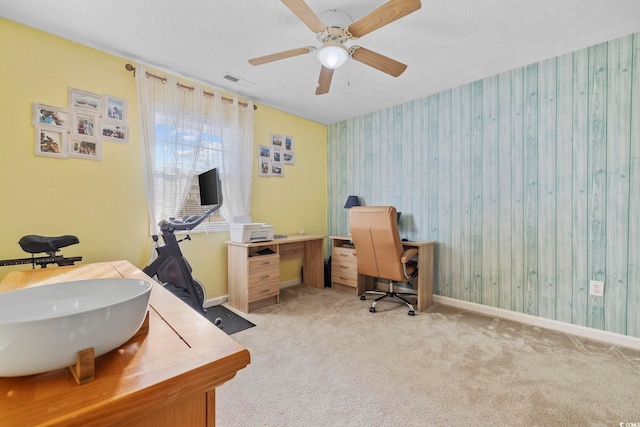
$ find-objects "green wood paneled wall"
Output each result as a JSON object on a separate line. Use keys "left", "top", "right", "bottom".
{"left": 328, "top": 33, "right": 640, "bottom": 338}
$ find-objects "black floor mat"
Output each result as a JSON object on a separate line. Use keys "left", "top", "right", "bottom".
{"left": 206, "top": 305, "right": 255, "bottom": 335}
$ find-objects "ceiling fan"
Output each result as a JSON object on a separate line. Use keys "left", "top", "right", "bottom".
{"left": 248, "top": 0, "right": 422, "bottom": 95}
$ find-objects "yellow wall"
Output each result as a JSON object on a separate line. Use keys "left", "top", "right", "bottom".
{"left": 250, "top": 104, "right": 328, "bottom": 281}
{"left": 0, "top": 18, "right": 327, "bottom": 298}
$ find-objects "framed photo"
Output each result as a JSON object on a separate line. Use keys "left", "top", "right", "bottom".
{"left": 103, "top": 94, "right": 127, "bottom": 122}
{"left": 35, "top": 126, "right": 66, "bottom": 158}
{"left": 257, "top": 145, "right": 271, "bottom": 159}
{"left": 284, "top": 136, "right": 294, "bottom": 151}
{"left": 270, "top": 134, "right": 283, "bottom": 148}
{"left": 71, "top": 110, "right": 99, "bottom": 139}
{"left": 32, "top": 103, "right": 68, "bottom": 129}
{"left": 271, "top": 162, "right": 284, "bottom": 177}
{"left": 272, "top": 148, "right": 282, "bottom": 163}
{"left": 258, "top": 160, "right": 271, "bottom": 177}
{"left": 100, "top": 120, "right": 128, "bottom": 143}
{"left": 68, "top": 138, "right": 101, "bottom": 160}
{"left": 283, "top": 151, "right": 295, "bottom": 165}
{"left": 68, "top": 87, "right": 101, "bottom": 112}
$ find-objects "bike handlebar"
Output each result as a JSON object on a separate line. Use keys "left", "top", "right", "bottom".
{"left": 158, "top": 204, "right": 221, "bottom": 233}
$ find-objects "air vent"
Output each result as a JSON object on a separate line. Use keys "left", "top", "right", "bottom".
{"left": 222, "top": 73, "right": 256, "bottom": 88}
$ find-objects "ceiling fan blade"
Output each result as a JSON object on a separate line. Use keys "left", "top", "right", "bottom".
{"left": 281, "top": 0, "right": 326, "bottom": 33}
{"left": 249, "top": 47, "right": 313, "bottom": 66}
{"left": 351, "top": 46, "right": 407, "bottom": 77}
{"left": 315, "top": 66, "right": 334, "bottom": 95}
{"left": 346, "top": 0, "right": 421, "bottom": 38}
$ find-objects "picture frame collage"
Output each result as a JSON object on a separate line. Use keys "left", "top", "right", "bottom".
{"left": 33, "top": 87, "right": 128, "bottom": 160}
{"left": 258, "top": 134, "right": 294, "bottom": 177}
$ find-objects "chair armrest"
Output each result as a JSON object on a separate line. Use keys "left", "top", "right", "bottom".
{"left": 400, "top": 248, "right": 418, "bottom": 263}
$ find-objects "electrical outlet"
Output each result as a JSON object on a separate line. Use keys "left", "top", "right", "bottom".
{"left": 589, "top": 280, "right": 605, "bottom": 297}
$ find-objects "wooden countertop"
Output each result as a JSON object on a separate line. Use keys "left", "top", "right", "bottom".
{"left": 0, "top": 260, "right": 251, "bottom": 426}
{"left": 329, "top": 235, "right": 436, "bottom": 247}
{"left": 225, "top": 234, "right": 325, "bottom": 247}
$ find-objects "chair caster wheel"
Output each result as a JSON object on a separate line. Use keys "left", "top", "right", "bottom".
{"left": 360, "top": 295, "right": 366, "bottom": 300}
{"left": 369, "top": 307, "right": 376, "bottom": 313}
{"left": 408, "top": 310, "right": 415, "bottom": 316}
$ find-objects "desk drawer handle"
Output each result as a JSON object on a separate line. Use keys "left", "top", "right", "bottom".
{"left": 261, "top": 261, "right": 271, "bottom": 265}
{"left": 260, "top": 275, "right": 271, "bottom": 279}
{"left": 340, "top": 265, "right": 349, "bottom": 269}
{"left": 260, "top": 288, "right": 270, "bottom": 294}
{"left": 340, "top": 253, "right": 349, "bottom": 257}
{"left": 340, "top": 276, "right": 350, "bottom": 280}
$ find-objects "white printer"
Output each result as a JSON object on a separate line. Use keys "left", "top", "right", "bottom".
{"left": 229, "top": 217, "right": 275, "bottom": 243}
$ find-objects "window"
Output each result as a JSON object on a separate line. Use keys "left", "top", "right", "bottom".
{"left": 154, "top": 112, "right": 226, "bottom": 230}
{"left": 138, "top": 66, "right": 254, "bottom": 238}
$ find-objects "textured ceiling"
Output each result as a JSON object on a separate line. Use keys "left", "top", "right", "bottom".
{"left": 1, "top": 0, "right": 640, "bottom": 124}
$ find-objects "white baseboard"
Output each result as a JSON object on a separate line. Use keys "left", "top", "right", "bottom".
{"left": 433, "top": 295, "right": 640, "bottom": 351}
{"left": 205, "top": 285, "right": 640, "bottom": 350}
{"left": 281, "top": 278, "right": 302, "bottom": 288}
{"left": 205, "top": 295, "right": 228, "bottom": 308}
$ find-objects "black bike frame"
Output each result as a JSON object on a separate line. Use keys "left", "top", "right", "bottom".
{"left": 142, "top": 204, "right": 220, "bottom": 277}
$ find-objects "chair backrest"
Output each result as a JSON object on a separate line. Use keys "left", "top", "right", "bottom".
{"left": 349, "top": 206, "right": 406, "bottom": 282}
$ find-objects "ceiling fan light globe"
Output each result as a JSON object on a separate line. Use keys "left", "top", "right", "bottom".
{"left": 317, "top": 44, "right": 349, "bottom": 69}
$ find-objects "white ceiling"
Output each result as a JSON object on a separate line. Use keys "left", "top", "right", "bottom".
{"left": 2, "top": 0, "right": 640, "bottom": 125}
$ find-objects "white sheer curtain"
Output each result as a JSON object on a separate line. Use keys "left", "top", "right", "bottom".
{"left": 136, "top": 64, "right": 254, "bottom": 237}
{"left": 208, "top": 93, "right": 254, "bottom": 224}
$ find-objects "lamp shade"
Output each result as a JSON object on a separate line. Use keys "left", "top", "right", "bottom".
{"left": 317, "top": 43, "right": 349, "bottom": 69}
{"left": 344, "top": 195, "right": 360, "bottom": 209}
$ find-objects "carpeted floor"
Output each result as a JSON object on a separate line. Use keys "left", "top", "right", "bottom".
{"left": 206, "top": 304, "right": 255, "bottom": 335}
{"left": 216, "top": 284, "right": 640, "bottom": 426}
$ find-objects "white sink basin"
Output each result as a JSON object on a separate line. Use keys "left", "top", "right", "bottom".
{"left": 0, "top": 278, "right": 152, "bottom": 377}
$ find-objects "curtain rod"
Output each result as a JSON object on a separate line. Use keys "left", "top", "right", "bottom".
{"left": 125, "top": 63, "right": 256, "bottom": 110}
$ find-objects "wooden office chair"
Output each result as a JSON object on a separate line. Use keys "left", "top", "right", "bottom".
{"left": 349, "top": 206, "right": 418, "bottom": 315}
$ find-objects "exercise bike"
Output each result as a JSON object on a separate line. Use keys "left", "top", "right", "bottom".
{"left": 0, "top": 235, "right": 82, "bottom": 269}
{"left": 142, "top": 168, "right": 222, "bottom": 317}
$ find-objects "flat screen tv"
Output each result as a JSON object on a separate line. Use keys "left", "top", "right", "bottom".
{"left": 198, "top": 168, "right": 222, "bottom": 207}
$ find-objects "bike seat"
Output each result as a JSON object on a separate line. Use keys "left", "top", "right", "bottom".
{"left": 18, "top": 235, "right": 80, "bottom": 255}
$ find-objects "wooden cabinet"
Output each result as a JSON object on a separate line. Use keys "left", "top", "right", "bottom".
{"left": 0, "top": 261, "right": 250, "bottom": 427}
{"left": 247, "top": 253, "right": 280, "bottom": 304}
{"left": 331, "top": 240, "right": 358, "bottom": 290}
{"left": 228, "top": 244, "right": 280, "bottom": 313}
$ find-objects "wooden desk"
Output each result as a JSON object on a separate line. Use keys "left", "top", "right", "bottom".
{"left": 330, "top": 236, "right": 436, "bottom": 312}
{"left": 226, "top": 235, "right": 325, "bottom": 313}
{"left": 0, "top": 260, "right": 250, "bottom": 427}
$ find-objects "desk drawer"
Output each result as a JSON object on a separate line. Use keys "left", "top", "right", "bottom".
{"left": 332, "top": 247, "right": 356, "bottom": 264}
{"left": 248, "top": 281, "right": 279, "bottom": 302}
{"left": 331, "top": 263, "right": 357, "bottom": 288}
{"left": 248, "top": 254, "right": 279, "bottom": 272}
{"left": 248, "top": 267, "right": 279, "bottom": 288}
{"left": 332, "top": 246, "right": 357, "bottom": 288}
